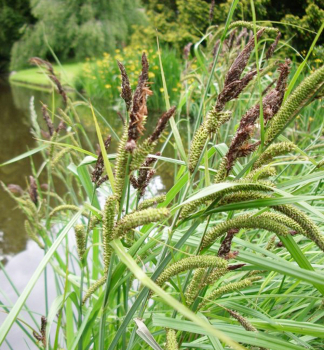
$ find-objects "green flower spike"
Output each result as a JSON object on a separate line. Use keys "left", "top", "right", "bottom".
{"left": 201, "top": 213, "right": 291, "bottom": 250}
{"left": 253, "top": 141, "right": 296, "bottom": 169}
{"left": 113, "top": 208, "right": 169, "bottom": 240}
{"left": 51, "top": 148, "right": 70, "bottom": 169}
{"left": 166, "top": 329, "right": 179, "bottom": 350}
{"left": 155, "top": 256, "right": 227, "bottom": 289}
{"left": 265, "top": 65, "right": 324, "bottom": 144}
{"left": 130, "top": 139, "right": 157, "bottom": 172}
{"left": 83, "top": 195, "right": 117, "bottom": 303}
{"left": 273, "top": 205, "right": 324, "bottom": 251}
{"left": 74, "top": 224, "right": 86, "bottom": 263}
{"left": 102, "top": 195, "right": 117, "bottom": 272}
{"left": 138, "top": 195, "right": 166, "bottom": 210}
{"left": 205, "top": 109, "right": 232, "bottom": 134}
{"left": 25, "top": 220, "right": 44, "bottom": 249}
{"left": 245, "top": 166, "right": 276, "bottom": 181}
{"left": 218, "top": 191, "right": 268, "bottom": 206}
{"left": 214, "top": 157, "right": 229, "bottom": 183}
{"left": 83, "top": 276, "right": 106, "bottom": 304}
{"left": 185, "top": 268, "right": 206, "bottom": 306}
{"left": 205, "top": 267, "right": 229, "bottom": 285}
{"left": 114, "top": 127, "right": 129, "bottom": 200}
{"left": 228, "top": 21, "right": 279, "bottom": 34}
{"left": 49, "top": 205, "right": 88, "bottom": 219}
{"left": 180, "top": 181, "right": 272, "bottom": 219}
{"left": 188, "top": 111, "right": 232, "bottom": 174}
{"left": 188, "top": 124, "right": 209, "bottom": 174}
{"left": 200, "top": 276, "right": 261, "bottom": 308}
{"left": 261, "top": 212, "right": 306, "bottom": 236}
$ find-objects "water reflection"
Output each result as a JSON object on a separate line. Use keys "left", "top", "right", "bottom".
{"left": 0, "top": 81, "right": 45, "bottom": 262}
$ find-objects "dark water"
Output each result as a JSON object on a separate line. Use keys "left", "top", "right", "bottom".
{"left": 0, "top": 80, "right": 176, "bottom": 264}
{"left": 0, "top": 81, "right": 46, "bottom": 262}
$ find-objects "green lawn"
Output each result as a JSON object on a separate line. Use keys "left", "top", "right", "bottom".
{"left": 9, "top": 62, "right": 83, "bottom": 89}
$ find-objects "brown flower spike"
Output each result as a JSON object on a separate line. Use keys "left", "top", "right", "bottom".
{"left": 126, "top": 53, "right": 152, "bottom": 151}
{"left": 91, "top": 135, "right": 112, "bottom": 185}
{"left": 225, "top": 59, "right": 291, "bottom": 172}
{"left": 117, "top": 61, "right": 132, "bottom": 111}
{"left": 29, "top": 176, "right": 38, "bottom": 206}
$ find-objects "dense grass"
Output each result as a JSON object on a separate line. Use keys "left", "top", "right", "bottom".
{"left": 79, "top": 46, "right": 182, "bottom": 109}
{"left": 1, "top": 5, "right": 324, "bottom": 350}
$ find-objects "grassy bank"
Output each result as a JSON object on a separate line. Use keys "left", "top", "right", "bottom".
{"left": 9, "top": 62, "right": 83, "bottom": 90}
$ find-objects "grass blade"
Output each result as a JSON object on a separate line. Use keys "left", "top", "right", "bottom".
{"left": 110, "top": 239, "right": 246, "bottom": 350}
{"left": 0, "top": 211, "right": 82, "bottom": 345}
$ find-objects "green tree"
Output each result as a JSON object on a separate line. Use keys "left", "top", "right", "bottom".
{"left": 283, "top": 0, "right": 324, "bottom": 50}
{"left": 10, "top": 0, "right": 146, "bottom": 70}
{"left": 0, "top": 0, "right": 34, "bottom": 72}
{"left": 132, "top": 0, "right": 323, "bottom": 53}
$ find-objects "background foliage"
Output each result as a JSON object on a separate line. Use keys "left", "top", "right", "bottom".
{"left": 1, "top": 0, "right": 323, "bottom": 72}
{"left": 9, "top": 0, "right": 146, "bottom": 70}
{"left": 0, "top": 0, "right": 34, "bottom": 71}
{"left": 133, "top": 0, "right": 324, "bottom": 51}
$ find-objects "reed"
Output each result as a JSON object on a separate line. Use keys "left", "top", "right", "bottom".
{"left": 0, "top": 8, "right": 323, "bottom": 350}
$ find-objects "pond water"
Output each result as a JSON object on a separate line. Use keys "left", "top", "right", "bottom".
{"left": 0, "top": 80, "right": 178, "bottom": 263}
{"left": 0, "top": 79, "right": 180, "bottom": 348}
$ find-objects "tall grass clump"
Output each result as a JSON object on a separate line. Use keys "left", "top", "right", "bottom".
{"left": 0, "top": 6, "right": 324, "bottom": 350}
{"left": 79, "top": 46, "right": 182, "bottom": 110}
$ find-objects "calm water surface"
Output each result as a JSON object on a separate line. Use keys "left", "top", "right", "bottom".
{"left": 0, "top": 79, "right": 178, "bottom": 348}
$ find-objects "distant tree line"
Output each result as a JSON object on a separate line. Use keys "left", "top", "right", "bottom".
{"left": 0, "top": 0, "right": 323, "bottom": 72}
{"left": 133, "top": 0, "right": 323, "bottom": 52}
{"left": 1, "top": 0, "right": 146, "bottom": 71}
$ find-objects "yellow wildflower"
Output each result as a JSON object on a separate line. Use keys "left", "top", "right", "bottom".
{"left": 105, "top": 84, "right": 112, "bottom": 89}
{"left": 160, "top": 88, "right": 164, "bottom": 92}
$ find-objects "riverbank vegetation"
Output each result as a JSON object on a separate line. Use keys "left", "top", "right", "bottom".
{"left": 1, "top": 0, "right": 323, "bottom": 73}
{"left": 1, "top": 1, "right": 324, "bottom": 346}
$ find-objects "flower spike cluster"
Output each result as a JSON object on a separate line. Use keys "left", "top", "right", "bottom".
{"left": 224, "top": 59, "right": 291, "bottom": 173}
{"left": 154, "top": 256, "right": 228, "bottom": 290}
{"left": 117, "top": 61, "right": 132, "bottom": 111}
{"left": 266, "top": 64, "right": 324, "bottom": 144}
{"left": 113, "top": 55, "right": 176, "bottom": 200}
{"left": 188, "top": 30, "right": 265, "bottom": 173}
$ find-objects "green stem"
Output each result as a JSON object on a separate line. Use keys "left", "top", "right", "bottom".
{"left": 98, "top": 253, "right": 115, "bottom": 350}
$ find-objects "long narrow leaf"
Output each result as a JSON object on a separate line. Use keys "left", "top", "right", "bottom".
{"left": 0, "top": 212, "right": 82, "bottom": 344}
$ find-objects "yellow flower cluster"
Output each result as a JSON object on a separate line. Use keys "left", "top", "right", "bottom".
{"left": 81, "top": 46, "right": 181, "bottom": 102}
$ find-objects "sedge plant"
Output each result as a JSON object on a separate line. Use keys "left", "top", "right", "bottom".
{"left": 1, "top": 12, "right": 324, "bottom": 350}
